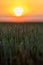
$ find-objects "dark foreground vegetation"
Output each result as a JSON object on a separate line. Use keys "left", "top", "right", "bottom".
{"left": 0, "top": 23, "right": 43, "bottom": 65}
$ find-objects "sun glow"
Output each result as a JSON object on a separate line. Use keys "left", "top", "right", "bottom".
{"left": 8, "top": 4, "right": 29, "bottom": 16}
{"left": 13, "top": 7, "right": 24, "bottom": 16}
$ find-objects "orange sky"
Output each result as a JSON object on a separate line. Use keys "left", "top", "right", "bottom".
{"left": 0, "top": 0, "right": 43, "bottom": 22}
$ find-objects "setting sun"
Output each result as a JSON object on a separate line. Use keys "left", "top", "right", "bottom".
{"left": 0, "top": 0, "right": 43, "bottom": 22}
{"left": 13, "top": 7, "right": 24, "bottom": 16}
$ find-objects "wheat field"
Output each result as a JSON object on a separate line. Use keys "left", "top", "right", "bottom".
{"left": 0, "top": 22, "right": 43, "bottom": 65}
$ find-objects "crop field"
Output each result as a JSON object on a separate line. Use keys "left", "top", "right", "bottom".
{"left": 0, "top": 22, "right": 43, "bottom": 65}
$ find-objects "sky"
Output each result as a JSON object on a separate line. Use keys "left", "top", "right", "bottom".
{"left": 0, "top": 0, "right": 43, "bottom": 22}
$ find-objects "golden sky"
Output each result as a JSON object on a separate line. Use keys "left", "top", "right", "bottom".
{"left": 0, "top": 0, "right": 43, "bottom": 22}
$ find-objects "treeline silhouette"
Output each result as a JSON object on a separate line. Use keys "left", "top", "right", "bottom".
{"left": 0, "top": 23, "right": 43, "bottom": 65}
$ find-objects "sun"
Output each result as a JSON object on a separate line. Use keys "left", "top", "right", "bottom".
{"left": 13, "top": 7, "right": 24, "bottom": 16}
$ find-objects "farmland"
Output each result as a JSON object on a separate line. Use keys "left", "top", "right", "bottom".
{"left": 0, "top": 22, "right": 43, "bottom": 65}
